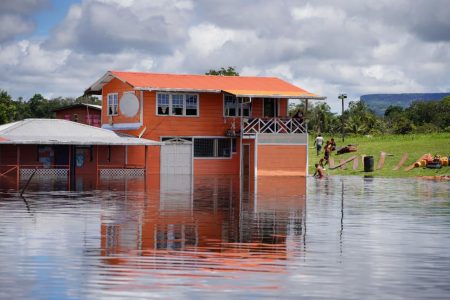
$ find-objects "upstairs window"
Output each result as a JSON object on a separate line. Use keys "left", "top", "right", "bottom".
{"left": 157, "top": 93, "right": 170, "bottom": 115}
{"left": 157, "top": 93, "right": 199, "bottom": 116}
{"left": 224, "top": 95, "right": 251, "bottom": 117}
{"left": 107, "top": 93, "right": 118, "bottom": 116}
{"left": 186, "top": 95, "right": 198, "bottom": 115}
{"left": 224, "top": 95, "right": 237, "bottom": 117}
{"left": 172, "top": 94, "right": 184, "bottom": 115}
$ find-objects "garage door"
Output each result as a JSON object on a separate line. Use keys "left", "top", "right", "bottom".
{"left": 160, "top": 138, "right": 192, "bottom": 174}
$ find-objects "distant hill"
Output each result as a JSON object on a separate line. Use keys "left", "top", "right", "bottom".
{"left": 360, "top": 93, "right": 450, "bottom": 115}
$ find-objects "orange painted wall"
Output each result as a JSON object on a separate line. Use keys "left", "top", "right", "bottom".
{"left": 141, "top": 91, "right": 239, "bottom": 139}
{"left": 194, "top": 156, "right": 239, "bottom": 175}
{"left": 97, "top": 145, "right": 126, "bottom": 166}
{"left": 101, "top": 78, "right": 139, "bottom": 125}
{"left": 279, "top": 99, "right": 288, "bottom": 116}
{"left": 251, "top": 98, "right": 263, "bottom": 117}
{"left": 257, "top": 145, "right": 307, "bottom": 176}
{"left": 125, "top": 145, "right": 145, "bottom": 166}
{"left": 146, "top": 145, "right": 160, "bottom": 175}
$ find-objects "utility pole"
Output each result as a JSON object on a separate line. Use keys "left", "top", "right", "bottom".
{"left": 338, "top": 94, "right": 347, "bottom": 142}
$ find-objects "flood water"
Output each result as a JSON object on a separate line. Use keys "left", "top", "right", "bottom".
{"left": 0, "top": 175, "right": 449, "bottom": 299}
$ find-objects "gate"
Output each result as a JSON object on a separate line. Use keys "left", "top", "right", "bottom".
{"left": 160, "top": 138, "right": 192, "bottom": 174}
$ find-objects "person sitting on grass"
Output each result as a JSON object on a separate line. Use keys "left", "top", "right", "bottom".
{"left": 313, "top": 163, "right": 325, "bottom": 178}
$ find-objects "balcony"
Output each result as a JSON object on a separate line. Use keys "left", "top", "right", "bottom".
{"left": 242, "top": 117, "right": 307, "bottom": 136}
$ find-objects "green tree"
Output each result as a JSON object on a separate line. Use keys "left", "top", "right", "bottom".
{"left": 205, "top": 66, "right": 239, "bottom": 76}
{"left": 308, "top": 103, "right": 337, "bottom": 134}
{"left": 344, "top": 115, "right": 368, "bottom": 135}
{"left": 384, "top": 105, "right": 404, "bottom": 117}
{"left": 0, "top": 90, "right": 17, "bottom": 124}
{"left": 28, "top": 94, "right": 50, "bottom": 118}
{"left": 342, "top": 100, "right": 379, "bottom": 135}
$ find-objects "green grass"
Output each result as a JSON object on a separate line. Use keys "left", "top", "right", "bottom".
{"left": 308, "top": 133, "right": 450, "bottom": 177}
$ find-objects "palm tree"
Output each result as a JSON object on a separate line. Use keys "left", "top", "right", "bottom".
{"left": 344, "top": 116, "right": 368, "bottom": 135}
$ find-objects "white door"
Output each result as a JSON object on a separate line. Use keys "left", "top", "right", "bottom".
{"left": 160, "top": 139, "right": 192, "bottom": 174}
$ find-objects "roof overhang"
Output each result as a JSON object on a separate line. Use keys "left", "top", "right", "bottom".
{"left": 0, "top": 140, "right": 160, "bottom": 146}
{"left": 223, "top": 89, "right": 326, "bottom": 100}
{"left": 84, "top": 71, "right": 133, "bottom": 96}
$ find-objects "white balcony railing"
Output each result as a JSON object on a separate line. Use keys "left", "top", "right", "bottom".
{"left": 243, "top": 117, "right": 307, "bottom": 135}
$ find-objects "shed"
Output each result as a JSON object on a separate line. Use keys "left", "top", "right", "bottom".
{"left": 0, "top": 119, "right": 160, "bottom": 181}
{"left": 53, "top": 103, "right": 102, "bottom": 127}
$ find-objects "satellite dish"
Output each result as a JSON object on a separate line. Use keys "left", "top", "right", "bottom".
{"left": 119, "top": 93, "right": 140, "bottom": 117}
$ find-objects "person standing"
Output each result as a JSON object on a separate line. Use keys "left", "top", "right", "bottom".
{"left": 293, "top": 110, "right": 304, "bottom": 123}
{"left": 323, "top": 140, "right": 331, "bottom": 165}
{"left": 314, "top": 134, "right": 324, "bottom": 156}
{"left": 330, "top": 138, "right": 336, "bottom": 152}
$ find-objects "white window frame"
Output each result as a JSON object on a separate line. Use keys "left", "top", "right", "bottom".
{"left": 156, "top": 92, "right": 199, "bottom": 117}
{"left": 223, "top": 94, "right": 251, "bottom": 117}
{"left": 107, "top": 93, "right": 118, "bottom": 116}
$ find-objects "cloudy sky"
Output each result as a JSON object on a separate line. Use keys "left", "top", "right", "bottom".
{"left": 0, "top": 0, "right": 449, "bottom": 111}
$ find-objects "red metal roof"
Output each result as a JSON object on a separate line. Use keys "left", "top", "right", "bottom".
{"left": 86, "top": 71, "right": 324, "bottom": 99}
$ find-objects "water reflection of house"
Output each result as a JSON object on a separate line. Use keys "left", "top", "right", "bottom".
{"left": 100, "top": 175, "right": 306, "bottom": 270}
{"left": 0, "top": 119, "right": 160, "bottom": 188}
{"left": 85, "top": 71, "right": 325, "bottom": 177}
{"left": 53, "top": 103, "right": 102, "bottom": 127}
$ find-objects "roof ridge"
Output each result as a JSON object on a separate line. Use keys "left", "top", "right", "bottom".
{"left": 0, "top": 120, "right": 25, "bottom": 134}
{"left": 110, "top": 70, "right": 280, "bottom": 80}
{"left": 17, "top": 118, "right": 116, "bottom": 135}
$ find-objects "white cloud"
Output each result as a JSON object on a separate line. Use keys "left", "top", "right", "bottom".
{"left": 291, "top": 3, "right": 346, "bottom": 21}
{"left": 187, "top": 23, "right": 236, "bottom": 56}
{"left": 0, "top": 0, "right": 449, "bottom": 109}
{"left": 0, "top": 14, "right": 34, "bottom": 42}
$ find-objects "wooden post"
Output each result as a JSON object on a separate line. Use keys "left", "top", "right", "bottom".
{"left": 144, "top": 145, "right": 148, "bottom": 178}
{"left": 16, "top": 145, "right": 20, "bottom": 189}
{"left": 96, "top": 145, "right": 99, "bottom": 187}
{"left": 68, "top": 145, "right": 71, "bottom": 189}
{"left": 304, "top": 99, "right": 309, "bottom": 118}
{"left": 124, "top": 145, "right": 126, "bottom": 168}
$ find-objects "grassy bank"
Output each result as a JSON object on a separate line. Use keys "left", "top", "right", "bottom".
{"left": 308, "top": 133, "right": 450, "bottom": 177}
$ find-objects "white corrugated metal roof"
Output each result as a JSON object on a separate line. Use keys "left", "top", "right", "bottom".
{"left": 0, "top": 119, "right": 160, "bottom": 146}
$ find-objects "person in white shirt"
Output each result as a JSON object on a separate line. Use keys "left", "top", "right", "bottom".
{"left": 314, "top": 134, "right": 324, "bottom": 156}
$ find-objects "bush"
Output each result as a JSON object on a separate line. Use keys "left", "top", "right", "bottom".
{"left": 392, "top": 117, "right": 415, "bottom": 134}
{"left": 414, "top": 123, "right": 440, "bottom": 134}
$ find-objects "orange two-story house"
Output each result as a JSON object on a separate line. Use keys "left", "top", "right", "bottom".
{"left": 85, "top": 71, "right": 325, "bottom": 176}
